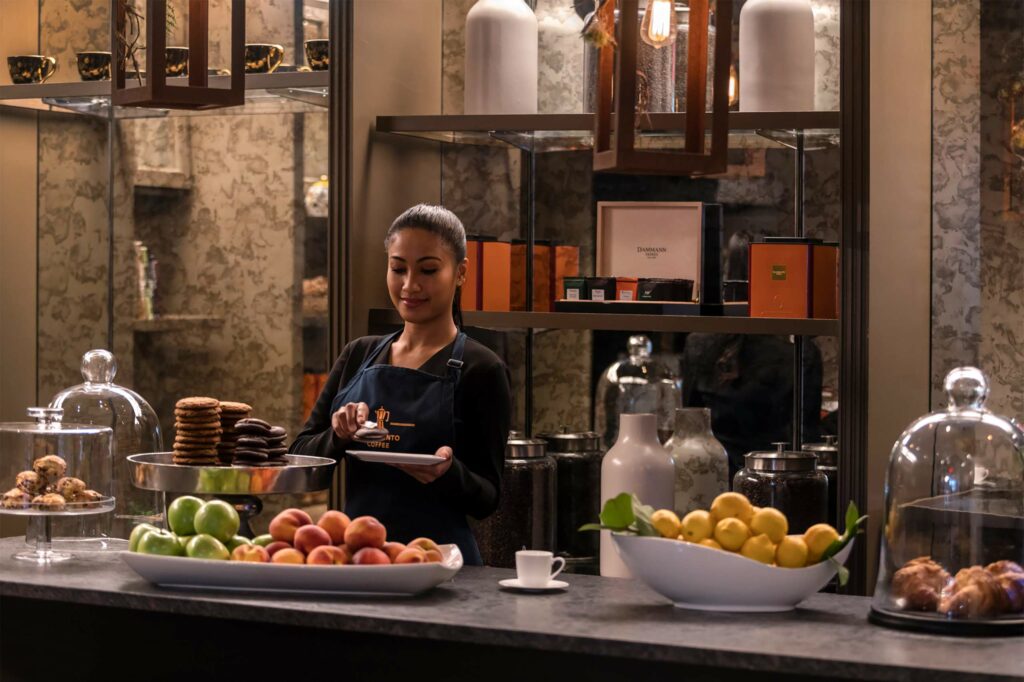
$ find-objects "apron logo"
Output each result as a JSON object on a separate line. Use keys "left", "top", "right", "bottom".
{"left": 368, "top": 405, "right": 412, "bottom": 450}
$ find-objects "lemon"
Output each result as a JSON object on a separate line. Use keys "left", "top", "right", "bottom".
{"left": 699, "top": 538, "right": 723, "bottom": 550}
{"left": 679, "top": 510, "right": 714, "bottom": 543}
{"left": 710, "top": 492, "right": 754, "bottom": 524}
{"left": 713, "top": 517, "right": 751, "bottom": 552}
{"left": 776, "top": 535, "right": 809, "bottom": 568}
{"left": 803, "top": 523, "right": 840, "bottom": 564}
{"left": 749, "top": 507, "right": 788, "bottom": 544}
{"left": 740, "top": 533, "right": 776, "bottom": 564}
{"left": 651, "top": 509, "right": 681, "bottom": 538}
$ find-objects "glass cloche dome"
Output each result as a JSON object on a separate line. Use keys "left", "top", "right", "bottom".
{"left": 594, "top": 335, "right": 681, "bottom": 449}
{"left": 50, "top": 349, "right": 164, "bottom": 541}
{"left": 870, "top": 367, "right": 1024, "bottom": 636}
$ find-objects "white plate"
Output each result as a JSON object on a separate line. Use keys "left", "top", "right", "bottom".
{"left": 345, "top": 450, "right": 444, "bottom": 465}
{"left": 613, "top": 533, "right": 854, "bottom": 612}
{"left": 498, "top": 578, "right": 569, "bottom": 593}
{"left": 121, "top": 544, "right": 463, "bottom": 596}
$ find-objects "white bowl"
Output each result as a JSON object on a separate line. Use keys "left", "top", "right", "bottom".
{"left": 122, "top": 544, "right": 463, "bottom": 596}
{"left": 612, "top": 533, "right": 854, "bottom": 612}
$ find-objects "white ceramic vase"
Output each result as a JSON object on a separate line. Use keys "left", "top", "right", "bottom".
{"left": 664, "top": 408, "right": 729, "bottom": 516}
{"left": 600, "top": 413, "right": 674, "bottom": 578}
{"left": 738, "top": 0, "right": 815, "bottom": 112}
{"left": 464, "top": 0, "right": 538, "bottom": 115}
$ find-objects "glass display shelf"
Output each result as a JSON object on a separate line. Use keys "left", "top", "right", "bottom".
{"left": 0, "top": 71, "right": 328, "bottom": 119}
{"left": 368, "top": 308, "right": 839, "bottom": 337}
{"left": 375, "top": 112, "right": 840, "bottom": 152}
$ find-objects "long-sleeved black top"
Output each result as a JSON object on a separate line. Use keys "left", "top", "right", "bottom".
{"left": 290, "top": 335, "right": 512, "bottom": 520}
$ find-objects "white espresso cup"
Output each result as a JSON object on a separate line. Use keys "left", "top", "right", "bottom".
{"left": 515, "top": 550, "right": 565, "bottom": 588}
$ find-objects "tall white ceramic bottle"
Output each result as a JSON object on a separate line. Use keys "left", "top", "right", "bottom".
{"left": 600, "top": 413, "right": 675, "bottom": 578}
{"left": 465, "top": 0, "right": 539, "bottom": 115}
{"left": 738, "top": 0, "right": 815, "bottom": 112}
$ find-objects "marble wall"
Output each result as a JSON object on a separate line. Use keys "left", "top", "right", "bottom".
{"left": 33, "top": 0, "right": 325, "bottom": 441}
{"left": 931, "top": 0, "right": 1023, "bottom": 416}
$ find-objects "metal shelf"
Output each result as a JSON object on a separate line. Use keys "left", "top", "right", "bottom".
{"left": 375, "top": 112, "right": 840, "bottom": 152}
{"left": 0, "top": 71, "right": 329, "bottom": 117}
{"left": 368, "top": 308, "right": 838, "bottom": 337}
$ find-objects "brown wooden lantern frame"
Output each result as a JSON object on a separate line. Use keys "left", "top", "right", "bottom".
{"left": 112, "top": 0, "right": 245, "bottom": 110}
{"left": 593, "top": 0, "right": 732, "bottom": 174}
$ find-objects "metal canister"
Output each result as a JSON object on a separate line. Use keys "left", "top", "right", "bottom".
{"left": 537, "top": 428, "right": 603, "bottom": 572}
{"left": 732, "top": 444, "right": 828, "bottom": 534}
{"left": 805, "top": 435, "right": 839, "bottom": 528}
{"left": 473, "top": 432, "right": 556, "bottom": 568}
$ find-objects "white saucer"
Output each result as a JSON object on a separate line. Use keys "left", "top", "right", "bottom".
{"left": 345, "top": 450, "right": 444, "bottom": 466}
{"left": 498, "top": 578, "right": 569, "bottom": 593}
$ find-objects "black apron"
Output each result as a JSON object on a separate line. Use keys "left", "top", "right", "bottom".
{"left": 330, "top": 332, "right": 482, "bottom": 565}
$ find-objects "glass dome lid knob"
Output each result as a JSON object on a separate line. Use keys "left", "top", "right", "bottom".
{"left": 943, "top": 366, "right": 989, "bottom": 410}
{"left": 81, "top": 349, "right": 117, "bottom": 384}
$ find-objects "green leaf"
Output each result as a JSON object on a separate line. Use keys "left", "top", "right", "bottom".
{"left": 830, "top": 556, "right": 850, "bottom": 587}
{"left": 821, "top": 501, "right": 869, "bottom": 562}
{"left": 578, "top": 523, "right": 605, "bottom": 532}
{"left": 631, "top": 495, "right": 660, "bottom": 537}
{"left": 600, "top": 492, "right": 636, "bottom": 529}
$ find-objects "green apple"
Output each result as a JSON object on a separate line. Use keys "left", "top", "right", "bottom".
{"left": 167, "top": 496, "right": 204, "bottom": 536}
{"left": 251, "top": 534, "right": 274, "bottom": 547}
{"left": 193, "top": 499, "right": 240, "bottom": 542}
{"left": 226, "top": 535, "right": 251, "bottom": 552}
{"left": 175, "top": 534, "right": 195, "bottom": 552}
{"left": 138, "top": 529, "right": 186, "bottom": 556}
{"left": 186, "top": 534, "right": 230, "bottom": 560}
{"left": 129, "top": 523, "right": 159, "bottom": 552}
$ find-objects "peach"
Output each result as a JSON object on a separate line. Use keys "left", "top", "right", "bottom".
{"left": 407, "top": 537, "right": 440, "bottom": 553}
{"left": 294, "top": 524, "right": 332, "bottom": 554}
{"left": 382, "top": 542, "right": 407, "bottom": 561}
{"left": 269, "top": 508, "right": 314, "bottom": 543}
{"left": 394, "top": 547, "right": 427, "bottom": 564}
{"left": 307, "top": 545, "right": 350, "bottom": 565}
{"left": 353, "top": 547, "right": 391, "bottom": 565}
{"left": 344, "top": 516, "right": 387, "bottom": 551}
{"left": 317, "top": 510, "right": 351, "bottom": 545}
{"left": 265, "top": 541, "right": 292, "bottom": 558}
{"left": 271, "top": 548, "right": 305, "bottom": 564}
{"left": 422, "top": 549, "right": 443, "bottom": 564}
{"left": 338, "top": 545, "right": 355, "bottom": 564}
{"left": 231, "top": 544, "right": 270, "bottom": 562}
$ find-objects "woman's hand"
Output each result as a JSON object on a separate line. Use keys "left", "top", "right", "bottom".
{"left": 331, "top": 402, "right": 370, "bottom": 442}
{"left": 391, "top": 446, "right": 453, "bottom": 484}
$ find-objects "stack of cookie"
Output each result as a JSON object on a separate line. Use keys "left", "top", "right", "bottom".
{"left": 234, "top": 418, "right": 289, "bottom": 467}
{"left": 173, "top": 397, "right": 222, "bottom": 466}
{"left": 216, "top": 401, "right": 252, "bottom": 464}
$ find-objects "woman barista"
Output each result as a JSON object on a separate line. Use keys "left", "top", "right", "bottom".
{"left": 291, "top": 204, "right": 512, "bottom": 565}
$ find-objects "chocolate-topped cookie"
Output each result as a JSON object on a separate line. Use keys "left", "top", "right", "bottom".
{"left": 234, "top": 449, "right": 269, "bottom": 461}
{"left": 235, "top": 417, "right": 271, "bottom": 430}
{"left": 268, "top": 426, "right": 287, "bottom": 439}
{"left": 236, "top": 435, "right": 269, "bottom": 449}
{"left": 267, "top": 447, "right": 288, "bottom": 457}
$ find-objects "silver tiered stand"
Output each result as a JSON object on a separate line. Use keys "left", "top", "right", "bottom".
{"left": 127, "top": 453, "right": 336, "bottom": 537}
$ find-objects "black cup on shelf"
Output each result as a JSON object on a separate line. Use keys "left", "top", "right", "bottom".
{"left": 304, "top": 39, "right": 329, "bottom": 71}
{"left": 77, "top": 51, "right": 111, "bottom": 81}
{"left": 244, "top": 44, "right": 284, "bottom": 74}
{"left": 165, "top": 46, "right": 189, "bottom": 77}
{"left": 7, "top": 55, "right": 58, "bottom": 84}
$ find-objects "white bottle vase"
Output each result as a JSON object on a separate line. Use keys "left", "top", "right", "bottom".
{"left": 665, "top": 408, "right": 729, "bottom": 516}
{"left": 600, "top": 413, "right": 674, "bottom": 578}
{"left": 738, "top": 0, "right": 815, "bottom": 112}
{"left": 465, "top": 0, "right": 539, "bottom": 115}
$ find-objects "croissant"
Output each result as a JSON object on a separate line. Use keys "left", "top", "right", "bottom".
{"left": 892, "top": 556, "right": 950, "bottom": 611}
{"left": 985, "top": 560, "right": 1024, "bottom": 577}
{"left": 938, "top": 567, "right": 1010, "bottom": 618}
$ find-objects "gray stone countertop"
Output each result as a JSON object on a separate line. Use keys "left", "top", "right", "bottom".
{"left": 0, "top": 537, "right": 1019, "bottom": 681}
